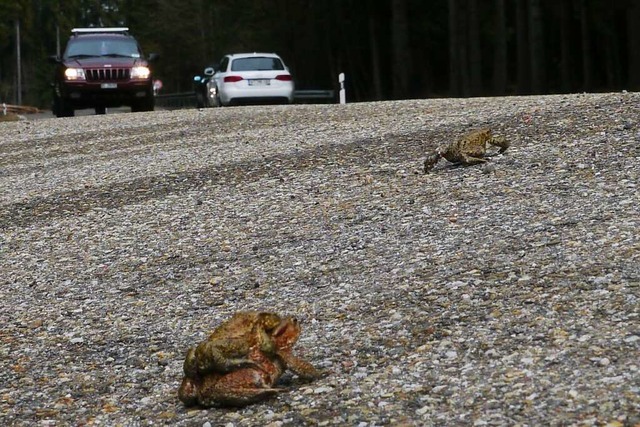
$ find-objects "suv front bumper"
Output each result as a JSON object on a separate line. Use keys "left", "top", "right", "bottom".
{"left": 59, "top": 80, "right": 153, "bottom": 109}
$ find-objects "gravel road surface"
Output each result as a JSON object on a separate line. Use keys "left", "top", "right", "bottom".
{"left": 1, "top": 93, "right": 638, "bottom": 426}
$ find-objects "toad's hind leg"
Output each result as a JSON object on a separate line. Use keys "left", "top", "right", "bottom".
{"left": 200, "top": 386, "right": 284, "bottom": 407}
{"left": 178, "top": 376, "right": 199, "bottom": 407}
{"left": 185, "top": 341, "right": 259, "bottom": 377}
{"left": 199, "top": 370, "right": 285, "bottom": 407}
{"left": 460, "top": 153, "right": 488, "bottom": 165}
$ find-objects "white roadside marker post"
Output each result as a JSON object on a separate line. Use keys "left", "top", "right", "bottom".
{"left": 339, "top": 73, "right": 346, "bottom": 104}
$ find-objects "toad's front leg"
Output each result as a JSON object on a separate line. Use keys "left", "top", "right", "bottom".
{"left": 424, "top": 152, "right": 441, "bottom": 173}
{"left": 278, "top": 351, "right": 323, "bottom": 381}
{"left": 488, "top": 135, "right": 510, "bottom": 153}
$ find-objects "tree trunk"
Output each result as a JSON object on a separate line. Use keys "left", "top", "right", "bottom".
{"left": 458, "top": 0, "right": 471, "bottom": 96}
{"left": 197, "top": 0, "right": 207, "bottom": 61}
{"left": 579, "top": 0, "right": 592, "bottom": 91}
{"left": 449, "top": 0, "right": 460, "bottom": 96}
{"left": 369, "top": 14, "right": 384, "bottom": 100}
{"left": 559, "top": 1, "right": 572, "bottom": 92}
{"left": 628, "top": 0, "right": 640, "bottom": 90}
{"left": 391, "top": 0, "right": 411, "bottom": 99}
{"left": 602, "top": 9, "right": 621, "bottom": 89}
{"left": 468, "top": 0, "right": 482, "bottom": 95}
{"left": 515, "top": 0, "right": 530, "bottom": 94}
{"left": 528, "top": 0, "right": 545, "bottom": 94}
{"left": 493, "top": 0, "right": 507, "bottom": 95}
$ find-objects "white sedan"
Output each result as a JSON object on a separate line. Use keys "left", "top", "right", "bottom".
{"left": 208, "top": 53, "right": 294, "bottom": 106}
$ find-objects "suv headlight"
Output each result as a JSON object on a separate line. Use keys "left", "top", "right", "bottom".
{"left": 131, "top": 66, "right": 151, "bottom": 80}
{"left": 64, "top": 68, "right": 86, "bottom": 81}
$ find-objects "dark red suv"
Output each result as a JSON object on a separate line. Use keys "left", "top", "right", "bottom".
{"left": 49, "top": 28, "right": 158, "bottom": 117}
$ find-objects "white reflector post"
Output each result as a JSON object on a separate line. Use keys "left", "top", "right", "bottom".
{"left": 339, "top": 72, "right": 346, "bottom": 104}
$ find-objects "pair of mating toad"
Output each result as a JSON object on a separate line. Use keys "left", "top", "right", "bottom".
{"left": 178, "top": 311, "right": 321, "bottom": 407}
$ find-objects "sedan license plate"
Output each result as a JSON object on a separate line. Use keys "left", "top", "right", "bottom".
{"left": 100, "top": 83, "right": 118, "bottom": 89}
{"left": 248, "top": 79, "right": 270, "bottom": 86}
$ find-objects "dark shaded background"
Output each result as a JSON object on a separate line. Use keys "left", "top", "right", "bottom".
{"left": 1, "top": 0, "right": 639, "bottom": 108}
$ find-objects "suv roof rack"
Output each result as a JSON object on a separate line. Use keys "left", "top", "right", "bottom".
{"left": 71, "top": 27, "right": 129, "bottom": 35}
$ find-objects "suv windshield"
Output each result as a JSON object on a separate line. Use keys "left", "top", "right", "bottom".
{"left": 64, "top": 38, "right": 142, "bottom": 59}
{"left": 231, "top": 57, "right": 284, "bottom": 71}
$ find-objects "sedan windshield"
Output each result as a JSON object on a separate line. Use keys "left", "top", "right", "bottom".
{"left": 231, "top": 57, "right": 285, "bottom": 71}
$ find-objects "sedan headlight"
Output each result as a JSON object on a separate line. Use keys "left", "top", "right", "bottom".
{"left": 64, "top": 68, "right": 86, "bottom": 81}
{"left": 131, "top": 66, "right": 151, "bottom": 80}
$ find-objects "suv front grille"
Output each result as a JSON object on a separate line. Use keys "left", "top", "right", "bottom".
{"left": 85, "top": 68, "right": 130, "bottom": 81}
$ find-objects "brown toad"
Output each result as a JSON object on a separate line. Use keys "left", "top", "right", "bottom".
{"left": 423, "top": 128, "right": 509, "bottom": 173}
{"left": 182, "top": 311, "right": 284, "bottom": 379}
{"left": 178, "top": 316, "right": 321, "bottom": 407}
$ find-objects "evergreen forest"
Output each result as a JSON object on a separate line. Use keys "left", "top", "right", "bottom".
{"left": 1, "top": 0, "right": 639, "bottom": 108}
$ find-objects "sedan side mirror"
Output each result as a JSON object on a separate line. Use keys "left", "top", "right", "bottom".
{"left": 148, "top": 53, "right": 160, "bottom": 62}
{"left": 48, "top": 55, "right": 61, "bottom": 64}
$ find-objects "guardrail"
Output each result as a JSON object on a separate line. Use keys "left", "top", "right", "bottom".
{"left": 154, "top": 92, "right": 197, "bottom": 109}
{"left": 294, "top": 90, "right": 335, "bottom": 103}
{"left": 1, "top": 103, "right": 41, "bottom": 115}
{"left": 154, "top": 89, "right": 336, "bottom": 110}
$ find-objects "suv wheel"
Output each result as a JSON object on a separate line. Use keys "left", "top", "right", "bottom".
{"left": 132, "top": 94, "right": 155, "bottom": 113}
{"left": 53, "top": 95, "right": 74, "bottom": 117}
